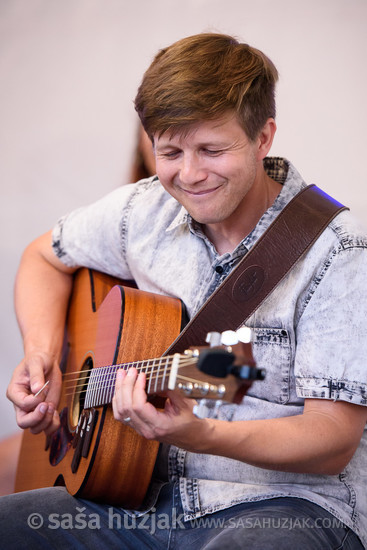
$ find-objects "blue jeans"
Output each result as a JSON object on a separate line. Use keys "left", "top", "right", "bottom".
{"left": 0, "top": 482, "right": 363, "bottom": 549}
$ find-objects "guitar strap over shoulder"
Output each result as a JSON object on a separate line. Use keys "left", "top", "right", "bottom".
{"left": 166, "top": 184, "right": 347, "bottom": 354}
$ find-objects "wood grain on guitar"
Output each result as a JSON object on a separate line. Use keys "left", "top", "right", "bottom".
{"left": 15, "top": 268, "right": 262, "bottom": 508}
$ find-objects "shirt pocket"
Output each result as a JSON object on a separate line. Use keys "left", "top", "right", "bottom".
{"left": 246, "top": 327, "right": 292, "bottom": 405}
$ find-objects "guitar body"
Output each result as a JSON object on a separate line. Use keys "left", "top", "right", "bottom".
{"left": 15, "top": 269, "right": 184, "bottom": 508}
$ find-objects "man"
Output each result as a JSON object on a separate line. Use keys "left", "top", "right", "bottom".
{"left": 3, "top": 33, "right": 367, "bottom": 548}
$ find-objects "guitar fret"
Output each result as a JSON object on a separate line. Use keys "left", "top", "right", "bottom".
{"left": 107, "top": 366, "right": 118, "bottom": 403}
{"left": 96, "top": 367, "right": 103, "bottom": 406}
{"left": 85, "top": 369, "right": 96, "bottom": 408}
{"left": 93, "top": 369, "right": 100, "bottom": 406}
{"left": 108, "top": 366, "right": 115, "bottom": 403}
{"left": 161, "top": 356, "right": 169, "bottom": 392}
{"left": 102, "top": 366, "right": 111, "bottom": 405}
{"left": 100, "top": 367, "right": 108, "bottom": 405}
{"left": 90, "top": 368, "right": 97, "bottom": 408}
{"left": 100, "top": 367, "right": 105, "bottom": 405}
{"left": 149, "top": 360, "right": 156, "bottom": 394}
{"left": 143, "top": 360, "right": 149, "bottom": 378}
{"left": 154, "top": 358, "right": 162, "bottom": 393}
{"left": 92, "top": 369, "right": 99, "bottom": 407}
{"left": 168, "top": 354, "right": 180, "bottom": 390}
{"left": 146, "top": 360, "right": 153, "bottom": 395}
{"left": 84, "top": 375, "right": 90, "bottom": 409}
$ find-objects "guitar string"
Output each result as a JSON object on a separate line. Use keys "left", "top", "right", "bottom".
{"left": 64, "top": 369, "right": 203, "bottom": 394}
{"left": 62, "top": 356, "right": 196, "bottom": 386}
{"left": 62, "top": 358, "right": 199, "bottom": 397}
{"left": 60, "top": 353, "right": 192, "bottom": 380}
{"left": 63, "top": 372, "right": 216, "bottom": 401}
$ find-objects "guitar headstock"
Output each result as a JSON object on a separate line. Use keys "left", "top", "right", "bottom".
{"left": 167, "top": 327, "right": 265, "bottom": 408}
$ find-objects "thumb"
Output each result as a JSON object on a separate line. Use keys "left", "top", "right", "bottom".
{"left": 27, "top": 355, "right": 48, "bottom": 395}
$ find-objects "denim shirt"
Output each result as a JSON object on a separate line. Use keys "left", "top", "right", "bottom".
{"left": 53, "top": 158, "right": 367, "bottom": 547}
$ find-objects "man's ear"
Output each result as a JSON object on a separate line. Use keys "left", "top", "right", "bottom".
{"left": 257, "top": 118, "right": 277, "bottom": 160}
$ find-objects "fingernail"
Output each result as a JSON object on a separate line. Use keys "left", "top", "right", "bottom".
{"left": 39, "top": 404, "right": 47, "bottom": 414}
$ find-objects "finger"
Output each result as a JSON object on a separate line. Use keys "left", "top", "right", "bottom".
{"left": 7, "top": 356, "right": 49, "bottom": 408}
{"left": 133, "top": 372, "right": 148, "bottom": 405}
{"left": 165, "top": 390, "right": 195, "bottom": 413}
{"left": 8, "top": 378, "right": 52, "bottom": 413}
{"left": 10, "top": 364, "right": 61, "bottom": 416}
{"left": 112, "top": 368, "right": 134, "bottom": 421}
{"left": 27, "top": 356, "right": 48, "bottom": 395}
{"left": 8, "top": 385, "right": 45, "bottom": 412}
{"left": 16, "top": 401, "right": 55, "bottom": 432}
{"left": 36, "top": 409, "right": 60, "bottom": 436}
{"left": 113, "top": 369, "right": 150, "bottom": 422}
{"left": 112, "top": 369, "right": 124, "bottom": 414}
{"left": 42, "top": 369, "right": 62, "bottom": 409}
{"left": 120, "top": 367, "right": 139, "bottom": 405}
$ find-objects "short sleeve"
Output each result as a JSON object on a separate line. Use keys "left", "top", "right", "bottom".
{"left": 295, "top": 244, "right": 367, "bottom": 405}
{"left": 51, "top": 183, "right": 138, "bottom": 279}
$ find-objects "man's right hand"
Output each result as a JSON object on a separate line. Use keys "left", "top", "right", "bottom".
{"left": 7, "top": 352, "right": 62, "bottom": 436}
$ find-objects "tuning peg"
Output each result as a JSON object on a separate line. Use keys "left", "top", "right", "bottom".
{"left": 205, "top": 332, "right": 222, "bottom": 347}
{"left": 206, "top": 328, "right": 253, "bottom": 347}
{"left": 236, "top": 326, "right": 252, "bottom": 343}
{"left": 220, "top": 330, "right": 238, "bottom": 346}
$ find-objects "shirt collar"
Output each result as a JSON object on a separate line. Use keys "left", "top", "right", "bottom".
{"left": 166, "top": 206, "right": 191, "bottom": 232}
{"left": 165, "top": 157, "right": 307, "bottom": 247}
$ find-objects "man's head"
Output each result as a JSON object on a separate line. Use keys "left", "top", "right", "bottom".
{"left": 134, "top": 33, "right": 278, "bottom": 143}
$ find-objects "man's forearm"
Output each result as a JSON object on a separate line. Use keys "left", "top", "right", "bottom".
{"left": 191, "top": 399, "right": 367, "bottom": 475}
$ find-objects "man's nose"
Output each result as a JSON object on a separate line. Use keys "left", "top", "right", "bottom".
{"left": 179, "top": 154, "right": 207, "bottom": 185}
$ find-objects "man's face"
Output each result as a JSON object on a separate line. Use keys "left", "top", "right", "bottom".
{"left": 153, "top": 115, "right": 262, "bottom": 228}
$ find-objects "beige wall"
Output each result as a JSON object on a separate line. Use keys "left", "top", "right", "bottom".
{"left": 1, "top": 0, "right": 366, "bottom": 438}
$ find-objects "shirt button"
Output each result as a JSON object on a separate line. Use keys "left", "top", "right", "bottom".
{"left": 215, "top": 265, "right": 224, "bottom": 274}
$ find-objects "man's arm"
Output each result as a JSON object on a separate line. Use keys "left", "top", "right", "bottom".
{"left": 194, "top": 397, "right": 367, "bottom": 475}
{"left": 113, "top": 368, "right": 367, "bottom": 475}
{"left": 7, "top": 230, "right": 78, "bottom": 435}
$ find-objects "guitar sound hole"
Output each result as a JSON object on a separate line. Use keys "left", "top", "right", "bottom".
{"left": 49, "top": 357, "right": 94, "bottom": 467}
{"left": 70, "top": 356, "right": 93, "bottom": 428}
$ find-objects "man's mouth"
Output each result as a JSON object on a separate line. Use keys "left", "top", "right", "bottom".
{"left": 181, "top": 186, "right": 220, "bottom": 196}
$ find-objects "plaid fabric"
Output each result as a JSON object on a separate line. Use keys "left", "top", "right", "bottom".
{"left": 263, "top": 156, "right": 289, "bottom": 184}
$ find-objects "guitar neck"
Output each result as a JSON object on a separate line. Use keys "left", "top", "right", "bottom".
{"left": 81, "top": 353, "right": 192, "bottom": 409}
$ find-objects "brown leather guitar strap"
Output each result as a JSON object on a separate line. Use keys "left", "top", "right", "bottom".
{"left": 165, "top": 184, "right": 347, "bottom": 354}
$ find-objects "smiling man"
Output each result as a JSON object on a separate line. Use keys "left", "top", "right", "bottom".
{"left": 153, "top": 115, "right": 281, "bottom": 254}
{"left": 3, "top": 33, "right": 367, "bottom": 549}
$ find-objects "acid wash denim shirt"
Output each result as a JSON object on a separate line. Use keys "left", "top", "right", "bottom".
{"left": 53, "top": 158, "right": 367, "bottom": 547}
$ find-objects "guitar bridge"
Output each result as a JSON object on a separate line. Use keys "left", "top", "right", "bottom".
{"left": 71, "top": 408, "right": 98, "bottom": 473}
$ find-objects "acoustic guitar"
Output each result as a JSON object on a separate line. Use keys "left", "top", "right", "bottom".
{"left": 15, "top": 269, "right": 261, "bottom": 508}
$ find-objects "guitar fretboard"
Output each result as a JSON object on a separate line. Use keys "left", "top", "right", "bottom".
{"left": 83, "top": 354, "right": 187, "bottom": 409}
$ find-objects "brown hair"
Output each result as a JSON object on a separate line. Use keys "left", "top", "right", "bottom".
{"left": 134, "top": 33, "right": 278, "bottom": 142}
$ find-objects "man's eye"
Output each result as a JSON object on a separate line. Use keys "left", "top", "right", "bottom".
{"left": 203, "top": 149, "right": 222, "bottom": 156}
{"left": 161, "top": 151, "right": 179, "bottom": 159}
